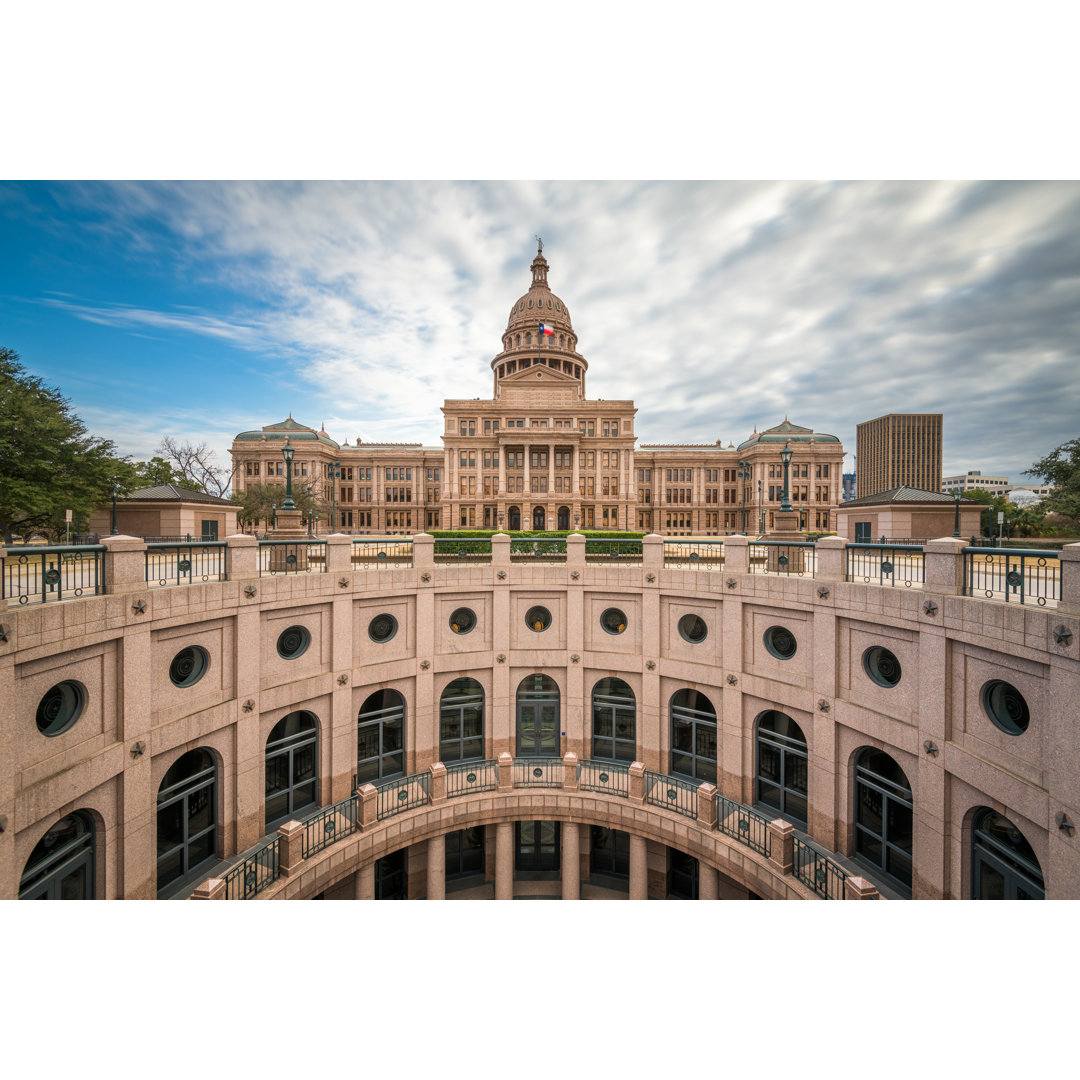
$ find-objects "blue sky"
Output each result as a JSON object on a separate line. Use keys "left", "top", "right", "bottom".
{"left": 3, "top": 180, "right": 1078, "bottom": 487}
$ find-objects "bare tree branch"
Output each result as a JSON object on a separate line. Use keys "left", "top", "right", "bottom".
{"left": 156, "top": 436, "right": 232, "bottom": 497}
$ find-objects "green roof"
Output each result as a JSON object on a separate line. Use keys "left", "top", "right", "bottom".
{"left": 234, "top": 418, "right": 340, "bottom": 449}
{"left": 737, "top": 419, "right": 841, "bottom": 451}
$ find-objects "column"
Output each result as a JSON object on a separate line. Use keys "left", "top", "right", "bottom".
{"left": 547, "top": 444, "right": 555, "bottom": 504}
{"left": 629, "top": 835, "right": 648, "bottom": 899}
{"left": 498, "top": 442, "right": 506, "bottom": 497}
{"left": 354, "top": 864, "right": 375, "bottom": 900}
{"left": 496, "top": 822, "right": 514, "bottom": 900}
{"left": 562, "top": 822, "right": 580, "bottom": 900}
{"left": 523, "top": 442, "right": 531, "bottom": 495}
{"left": 426, "top": 834, "right": 446, "bottom": 900}
{"left": 699, "top": 863, "right": 719, "bottom": 900}
{"left": 572, "top": 444, "right": 580, "bottom": 507}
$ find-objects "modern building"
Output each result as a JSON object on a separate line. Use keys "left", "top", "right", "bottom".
{"left": 856, "top": 413, "right": 942, "bottom": 499}
{"left": 231, "top": 247, "right": 845, "bottom": 537}
{"left": 942, "top": 471, "right": 1010, "bottom": 497}
{"left": 842, "top": 472, "right": 856, "bottom": 502}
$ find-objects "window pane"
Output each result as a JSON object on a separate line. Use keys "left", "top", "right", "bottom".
{"left": 187, "top": 788, "right": 212, "bottom": 836}
{"left": 673, "top": 719, "right": 692, "bottom": 752}
{"left": 857, "top": 785, "right": 883, "bottom": 835}
{"left": 293, "top": 745, "right": 316, "bottom": 783}
{"left": 157, "top": 803, "right": 183, "bottom": 853}
{"left": 759, "top": 744, "right": 781, "bottom": 784}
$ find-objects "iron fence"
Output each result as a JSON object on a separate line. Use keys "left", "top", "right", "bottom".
{"left": 644, "top": 771, "right": 698, "bottom": 820}
{"left": 145, "top": 541, "right": 227, "bottom": 587}
{"left": 376, "top": 772, "right": 431, "bottom": 820}
{"left": 258, "top": 540, "right": 328, "bottom": 575}
{"left": 845, "top": 543, "right": 925, "bottom": 588}
{"left": 584, "top": 539, "right": 644, "bottom": 564}
{"left": 301, "top": 795, "right": 359, "bottom": 858}
{"left": 792, "top": 834, "right": 848, "bottom": 899}
{"left": 577, "top": 759, "right": 630, "bottom": 797}
{"left": 663, "top": 540, "right": 725, "bottom": 569}
{"left": 433, "top": 538, "right": 492, "bottom": 563}
{"left": 351, "top": 538, "right": 413, "bottom": 568}
{"left": 715, "top": 795, "right": 771, "bottom": 856}
{"left": 1, "top": 545, "right": 106, "bottom": 605}
{"left": 749, "top": 540, "right": 816, "bottom": 577}
{"left": 963, "top": 547, "right": 1060, "bottom": 607}
{"left": 512, "top": 758, "right": 564, "bottom": 788}
{"left": 221, "top": 837, "right": 281, "bottom": 899}
{"left": 445, "top": 759, "right": 499, "bottom": 796}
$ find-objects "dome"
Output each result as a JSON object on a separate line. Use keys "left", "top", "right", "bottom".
{"left": 505, "top": 248, "right": 575, "bottom": 336}
{"left": 737, "top": 419, "right": 840, "bottom": 452}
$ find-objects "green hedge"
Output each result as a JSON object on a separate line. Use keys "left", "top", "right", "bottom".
{"left": 430, "top": 529, "right": 645, "bottom": 540}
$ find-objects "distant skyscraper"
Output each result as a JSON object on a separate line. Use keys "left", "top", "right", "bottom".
{"left": 856, "top": 413, "right": 942, "bottom": 499}
{"left": 842, "top": 472, "right": 856, "bottom": 502}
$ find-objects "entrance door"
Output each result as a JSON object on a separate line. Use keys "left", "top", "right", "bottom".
{"left": 516, "top": 674, "right": 560, "bottom": 757}
{"left": 508, "top": 506, "right": 521, "bottom": 531}
{"left": 557, "top": 506, "right": 570, "bottom": 530}
{"left": 532, "top": 506, "right": 546, "bottom": 529}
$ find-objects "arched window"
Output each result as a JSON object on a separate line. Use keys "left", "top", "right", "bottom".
{"left": 516, "top": 334, "right": 521, "bottom": 347}
{"left": 357, "top": 689, "right": 405, "bottom": 784}
{"left": 525, "top": 332, "right": 532, "bottom": 345}
{"left": 592, "top": 677, "right": 636, "bottom": 762}
{"left": 670, "top": 689, "right": 716, "bottom": 784}
{"left": 854, "top": 748, "right": 913, "bottom": 895}
{"left": 756, "top": 711, "right": 808, "bottom": 824}
{"left": 20, "top": 811, "right": 94, "bottom": 899}
{"left": 265, "top": 711, "right": 318, "bottom": 827}
{"left": 972, "top": 809, "right": 1044, "bottom": 899}
{"left": 440, "top": 677, "right": 484, "bottom": 762}
{"left": 157, "top": 748, "right": 217, "bottom": 894}
{"left": 516, "top": 674, "right": 560, "bottom": 757}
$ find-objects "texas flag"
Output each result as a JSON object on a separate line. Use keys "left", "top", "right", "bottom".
{"left": 538, "top": 322, "right": 555, "bottom": 336}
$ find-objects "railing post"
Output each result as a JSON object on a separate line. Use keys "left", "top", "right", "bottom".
{"left": 562, "top": 751, "right": 579, "bottom": 791}
{"left": 767, "top": 818, "right": 794, "bottom": 875}
{"left": 497, "top": 751, "right": 513, "bottom": 792}
{"left": 815, "top": 536, "right": 845, "bottom": 581}
{"left": 277, "top": 820, "right": 304, "bottom": 878}
{"left": 723, "top": 534, "right": 749, "bottom": 574}
{"left": 696, "top": 782, "right": 717, "bottom": 827}
{"left": 1059, "top": 542, "right": 1080, "bottom": 616}
{"left": 566, "top": 532, "right": 586, "bottom": 572}
{"left": 492, "top": 532, "right": 511, "bottom": 571}
{"left": 190, "top": 877, "right": 226, "bottom": 899}
{"left": 101, "top": 535, "right": 146, "bottom": 594}
{"left": 412, "top": 532, "right": 433, "bottom": 568}
{"left": 428, "top": 761, "right": 447, "bottom": 803}
{"left": 643, "top": 533, "right": 663, "bottom": 573}
{"left": 226, "top": 533, "right": 258, "bottom": 580}
{"left": 923, "top": 538, "right": 967, "bottom": 596}
{"left": 844, "top": 875, "right": 880, "bottom": 900}
{"left": 357, "top": 784, "right": 378, "bottom": 831}
{"left": 628, "top": 761, "right": 646, "bottom": 804}
{"left": 325, "top": 534, "right": 352, "bottom": 574}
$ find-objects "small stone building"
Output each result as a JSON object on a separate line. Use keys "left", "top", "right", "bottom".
{"left": 835, "top": 485, "right": 984, "bottom": 542}
{"left": 89, "top": 483, "right": 238, "bottom": 540}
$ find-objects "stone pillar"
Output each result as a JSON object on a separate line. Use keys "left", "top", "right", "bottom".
{"left": 428, "top": 761, "right": 447, "bottom": 802}
{"left": 496, "top": 822, "right": 514, "bottom": 900}
{"left": 190, "top": 878, "right": 226, "bottom": 900}
{"left": 572, "top": 445, "right": 580, "bottom": 500}
{"left": 1059, "top": 543, "right": 1080, "bottom": 616}
{"left": 723, "top": 534, "right": 749, "bottom": 574}
{"left": 562, "top": 822, "right": 581, "bottom": 900}
{"left": 100, "top": 534, "right": 146, "bottom": 594}
{"left": 355, "top": 863, "right": 375, "bottom": 900}
{"left": 499, "top": 444, "right": 506, "bottom": 496}
{"left": 225, "top": 533, "right": 258, "bottom": 580}
{"left": 524, "top": 443, "right": 531, "bottom": 494}
{"left": 844, "top": 875, "right": 880, "bottom": 900}
{"left": 277, "top": 820, "right": 305, "bottom": 878}
{"left": 412, "top": 532, "right": 434, "bottom": 569}
{"left": 492, "top": 533, "right": 511, "bottom": 573}
{"left": 426, "top": 833, "right": 446, "bottom": 900}
{"left": 629, "top": 834, "right": 648, "bottom": 899}
{"left": 696, "top": 782, "right": 717, "bottom": 827}
{"left": 357, "top": 784, "right": 378, "bottom": 831}
{"left": 815, "top": 535, "right": 845, "bottom": 582}
{"left": 325, "top": 533, "right": 352, "bottom": 574}
{"left": 699, "top": 863, "right": 719, "bottom": 900}
{"left": 547, "top": 444, "right": 555, "bottom": 500}
{"left": 566, "top": 533, "right": 586, "bottom": 574}
{"left": 562, "top": 751, "right": 580, "bottom": 790}
{"left": 643, "top": 533, "right": 663, "bottom": 575}
{"left": 924, "top": 538, "right": 967, "bottom": 596}
{"left": 628, "top": 761, "right": 646, "bottom": 804}
{"left": 767, "top": 818, "right": 794, "bottom": 875}
{"left": 497, "top": 751, "right": 513, "bottom": 792}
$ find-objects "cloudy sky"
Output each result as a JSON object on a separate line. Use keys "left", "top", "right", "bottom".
{"left": 2, "top": 180, "right": 1078, "bottom": 484}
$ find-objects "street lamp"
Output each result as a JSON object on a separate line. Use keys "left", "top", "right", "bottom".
{"left": 953, "top": 489, "right": 960, "bottom": 538}
{"left": 329, "top": 460, "right": 341, "bottom": 532}
{"left": 271, "top": 501, "right": 277, "bottom": 530}
{"left": 737, "top": 459, "right": 752, "bottom": 532}
{"left": 757, "top": 479, "right": 763, "bottom": 534}
{"left": 779, "top": 441, "right": 794, "bottom": 513}
{"left": 110, "top": 483, "right": 120, "bottom": 534}
{"left": 281, "top": 445, "right": 296, "bottom": 511}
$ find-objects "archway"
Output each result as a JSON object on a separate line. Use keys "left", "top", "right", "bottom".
{"left": 507, "top": 505, "right": 521, "bottom": 531}
{"left": 557, "top": 505, "right": 570, "bottom": 530}
{"left": 20, "top": 811, "right": 95, "bottom": 899}
{"left": 516, "top": 674, "right": 560, "bottom": 757}
{"left": 532, "top": 506, "right": 546, "bottom": 530}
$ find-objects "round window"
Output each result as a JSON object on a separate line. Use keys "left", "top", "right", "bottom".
{"left": 368, "top": 614, "right": 398, "bottom": 643}
{"left": 169, "top": 645, "right": 209, "bottom": 688}
{"left": 525, "top": 606, "right": 551, "bottom": 632}
{"left": 863, "top": 646, "right": 902, "bottom": 688}
{"left": 600, "top": 608, "right": 627, "bottom": 635}
{"left": 276, "top": 625, "right": 310, "bottom": 659}
{"left": 36, "top": 680, "right": 85, "bottom": 736}
{"left": 982, "top": 680, "right": 1030, "bottom": 735}
{"left": 450, "top": 608, "right": 476, "bottom": 635}
{"left": 678, "top": 614, "right": 707, "bottom": 643}
{"left": 763, "top": 625, "right": 797, "bottom": 660}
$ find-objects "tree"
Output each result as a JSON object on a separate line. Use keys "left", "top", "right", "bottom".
{"left": 231, "top": 481, "right": 321, "bottom": 533}
{"left": 1028, "top": 439, "right": 1080, "bottom": 532}
{"left": 156, "top": 435, "right": 233, "bottom": 497}
{"left": 0, "top": 347, "right": 133, "bottom": 543}
{"left": 952, "top": 488, "right": 1044, "bottom": 539}
{"left": 130, "top": 456, "right": 190, "bottom": 489}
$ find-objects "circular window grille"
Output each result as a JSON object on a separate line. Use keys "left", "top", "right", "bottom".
{"left": 525, "top": 606, "right": 551, "bottom": 632}
{"left": 169, "top": 645, "right": 209, "bottom": 688}
{"left": 600, "top": 607, "right": 627, "bottom": 635}
{"left": 678, "top": 613, "right": 707, "bottom": 643}
{"left": 449, "top": 608, "right": 476, "bottom": 635}
{"left": 276, "top": 625, "right": 310, "bottom": 659}
{"left": 763, "top": 625, "right": 797, "bottom": 660}
{"left": 981, "top": 680, "right": 1030, "bottom": 735}
{"left": 863, "top": 645, "right": 902, "bottom": 688}
{"left": 36, "top": 680, "right": 85, "bottom": 736}
{"left": 368, "top": 614, "right": 398, "bottom": 643}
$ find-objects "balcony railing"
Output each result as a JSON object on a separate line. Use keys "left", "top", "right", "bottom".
{"left": 845, "top": 543, "right": 925, "bottom": 589}
{"left": 351, "top": 538, "right": 413, "bottom": 568}
{"left": 145, "top": 541, "right": 227, "bottom": 587}
{"left": 577, "top": 759, "right": 630, "bottom": 797}
{"left": 376, "top": 772, "right": 431, "bottom": 820}
{"left": 509, "top": 538, "right": 567, "bottom": 563}
{"left": 663, "top": 540, "right": 725, "bottom": 569}
{"left": 1, "top": 545, "right": 106, "bottom": 606}
{"left": 446, "top": 759, "right": 499, "bottom": 796}
{"left": 749, "top": 540, "right": 816, "bottom": 577}
{"left": 512, "top": 758, "right": 564, "bottom": 787}
{"left": 963, "top": 547, "right": 1061, "bottom": 608}
{"left": 221, "top": 837, "right": 281, "bottom": 899}
{"left": 792, "top": 835, "right": 848, "bottom": 900}
{"left": 301, "top": 795, "right": 359, "bottom": 857}
{"left": 645, "top": 771, "right": 699, "bottom": 820}
{"left": 433, "top": 538, "right": 492, "bottom": 563}
{"left": 715, "top": 795, "right": 771, "bottom": 857}
{"left": 258, "top": 540, "right": 328, "bottom": 575}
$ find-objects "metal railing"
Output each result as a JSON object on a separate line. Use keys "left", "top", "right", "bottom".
{"left": 577, "top": 759, "right": 630, "bottom": 797}
{"left": 644, "top": 771, "right": 699, "bottom": 820}
{"left": 301, "top": 795, "right": 359, "bottom": 858}
{"left": 963, "top": 547, "right": 1061, "bottom": 607}
{"left": 446, "top": 759, "right": 499, "bottom": 796}
{"left": 258, "top": 539, "right": 328, "bottom": 575}
{"left": 221, "top": 837, "right": 280, "bottom": 899}
{"left": 351, "top": 538, "right": 413, "bottom": 567}
{"left": 715, "top": 795, "right": 771, "bottom": 856}
{"left": 845, "top": 543, "right": 925, "bottom": 588}
{"left": 1, "top": 545, "right": 106, "bottom": 605}
{"left": 512, "top": 757, "right": 564, "bottom": 787}
{"left": 433, "top": 538, "right": 492, "bottom": 563}
{"left": 376, "top": 772, "right": 431, "bottom": 820}
{"left": 663, "top": 539, "right": 725, "bottom": 569}
{"left": 792, "top": 835, "right": 848, "bottom": 899}
{"left": 145, "top": 541, "right": 227, "bottom": 587}
{"left": 509, "top": 538, "right": 566, "bottom": 563}
{"left": 584, "top": 539, "right": 644, "bottom": 564}
{"left": 749, "top": 540, "right": 816, "bottom": 577}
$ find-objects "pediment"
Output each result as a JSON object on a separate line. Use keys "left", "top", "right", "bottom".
{"left": 501, "top": 364, "right": 579, "bottom": 386}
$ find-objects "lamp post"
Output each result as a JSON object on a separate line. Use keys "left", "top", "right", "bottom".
{"left": 110, "top": 484, "right": 120, "bottom": 534}
{"left": 329, "top": 460, "right": 341, "bottom": 533}
{"left": 953, "top": 489, "right": 960, "bottom": 538}
{"left": 737, "top": 460, "right": 752, "bottom": 532}
{"left": 271, "top": 502, "right": 277, "bottom": 531}
{"left": 757, "top": 479, "right": 763, "bottom": 534}
{"left": 281, "top": 445, "right": 296, "bottom": 511}
{"left": 779, "top": 441, "right": 793, "bottom": 513}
